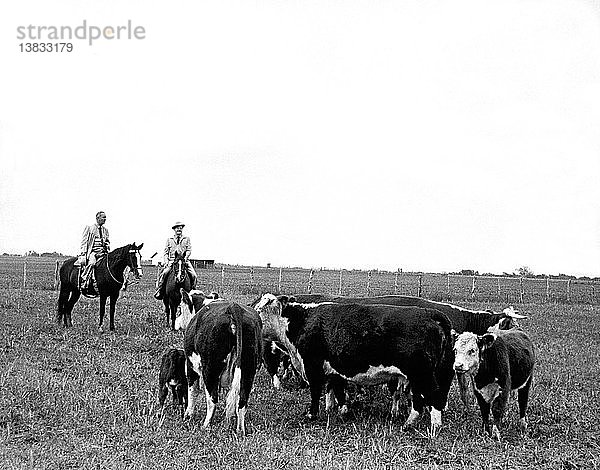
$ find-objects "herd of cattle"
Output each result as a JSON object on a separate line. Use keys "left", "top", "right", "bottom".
{"left": 157, "top": 291, "right": 535, "bottom": 440}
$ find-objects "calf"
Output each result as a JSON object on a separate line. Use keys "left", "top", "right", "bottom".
{"left": 453, "top": 329, "right": 535, "bottom": 440}
{"left": 181, "top": 292, "right": 263, "bottom": 435}
{"left": 254, "top": 294, "right": 454, "bottom": 437}
{"left": 158, "top": 348, "right": 188, "bottom": 409}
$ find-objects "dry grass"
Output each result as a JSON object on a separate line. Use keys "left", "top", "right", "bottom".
{"left": 0, "top": 262, "right": 599, "bottom": 469}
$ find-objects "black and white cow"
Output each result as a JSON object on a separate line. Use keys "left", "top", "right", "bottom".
{"left": 289, "top": 294, "right": 525, "bottom": 334}
{"left": 453, "top": 329, "right": 535, "bottom": 440}
{"left": 280, "top": 293, "right": 525, "bottom": 406}
{"left": 174, "top": 290, "right": 219, "bottom": 331}
{"left": 254, "top": 294, "right": 454, "bottom": 436}
{"left": 181, "top": 292, "right": 263, "bottom": 435}
{"left": 158, "top": 348, "right": 188, "bottom": 409}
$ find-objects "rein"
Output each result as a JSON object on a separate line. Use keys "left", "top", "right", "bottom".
{"left": 106, "top": 248, "right": 140, "bottom": 286}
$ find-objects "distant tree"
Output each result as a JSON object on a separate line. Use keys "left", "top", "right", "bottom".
{"left": 458, "top": 269, "right": 479, "bottom": 276}
{"left": 25, "top": 250, "right": 40, "bottom": 257}
{"left": 515, "top": 266, "right": 534, "bottom": 277}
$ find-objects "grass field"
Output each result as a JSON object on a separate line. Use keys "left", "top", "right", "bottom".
{"left": 1, "top": 259, "right": 599, "bottom": 469}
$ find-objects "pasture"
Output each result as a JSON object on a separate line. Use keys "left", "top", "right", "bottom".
{"left": 0, "top": 258, "right": 599, "bottom": 469}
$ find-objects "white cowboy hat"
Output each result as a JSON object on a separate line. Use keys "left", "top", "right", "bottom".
{"left": 172, "top": 221, "right": 185, "bottom": 229}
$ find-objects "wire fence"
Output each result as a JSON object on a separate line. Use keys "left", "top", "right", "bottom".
{"left": 2, "top": 256, "right": 598, "bottom": 305}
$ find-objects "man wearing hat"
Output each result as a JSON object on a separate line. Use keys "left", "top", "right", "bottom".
{"left": 154, "top": 221, "right": 198, "bottom": 300}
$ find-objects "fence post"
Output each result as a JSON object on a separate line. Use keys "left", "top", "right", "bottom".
{"left": 54, "top": 259, "right": 60, "bottom": 290}
{"left": 471, "top": 275, "right": 476, "bottom": 300}
{"left": 221, "top": 266, "right": 225, "bottom": 295}
{"left": 566, "top": 279, "right": 571, "bottom": 303}
{"left": 446, "top": 274, "right": 451, "bottom": 301}
{"left": 497, "top": 277, "right": 501, "bottom": 302}
{"left": 23, "top": 260, "right": 27, "bottom": 289}
{"left": 250, "top": 267, "right": 255, "bottom": 291}
{"left": 338, "top": 269, "right": 343, "bottom": 295}
{"left": 545, "top": 277, "right": 550, "bottom": 303}
{"left": 519, "top": 277, "right": 524, "bottom": 304}
{"left": 308, "top": 269, "right": 314, "bottom": 294}
{"left": 418, "top": 274, "right": 422, "bottom": 298}
{"left": 366, "top": 271, "right": 372, "bottom": 296}
{"left": 394, "top": 270, "right": 399, "bottom": 294}
{"left": 278, "top": 266, "right": 283, "bottom": 294}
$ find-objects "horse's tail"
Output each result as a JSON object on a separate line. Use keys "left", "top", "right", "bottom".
{"left": 56, "top": 259, "right": 74, "bottom": 323}
{"left": 225, "top": 304, "right": 244, "bottom": 422}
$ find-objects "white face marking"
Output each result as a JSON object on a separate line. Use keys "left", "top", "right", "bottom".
{"left": 453, "top": 332, "right": 480, "bottom": 374}
{"left": 133, "top": 251, "right": 142, "bottom": 276}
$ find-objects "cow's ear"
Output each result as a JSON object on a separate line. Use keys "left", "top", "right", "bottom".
{"left": 478, "top": 333, "right": 497, "bottom": 351}
{"left": 277, "top": 295, "right": 288, "bottom": 307}
{"left": 288, "top": 296, "right": 297, "bottom": 303}
{"left": 180, "top": 288, "right": 194, "bottom": 312}
{"left": 450, "top": 329, "right": 459, "bottom": 343}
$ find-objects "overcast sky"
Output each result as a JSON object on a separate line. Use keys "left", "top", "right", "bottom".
{"left": 1, "top": 1, "right": 599, "bottom": 277}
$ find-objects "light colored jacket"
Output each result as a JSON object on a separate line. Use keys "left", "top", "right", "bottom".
{"left": 81, "top": 224, "right": 110, "bottom": 259}
{"left": 164, "top": 236, "right": 191, "bottom": 265}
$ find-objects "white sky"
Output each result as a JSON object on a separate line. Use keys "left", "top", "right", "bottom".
{"left": 1, "top": 0, "right": 599, "bottom": 277}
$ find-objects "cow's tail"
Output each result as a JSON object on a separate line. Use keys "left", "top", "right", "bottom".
{"left": 225, "top": 305, "right": 244, "bottom": 421}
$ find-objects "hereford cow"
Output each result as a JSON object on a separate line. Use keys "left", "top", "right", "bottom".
{"left": 181, "top": 291, "right": 262, "bottom": 435}
{"left": 453, "top": 329, "right": 535, "bottom": 440}
{"left": 173, "top": 290, "right": 219, "bottom": 331}
{"left": 274, "top": 293, "right": 525, "bottom": 406}
{"left": 254, "top": 294, "right": 454, "bottom": 436}
{"left": 158, "top": 348, "right": 188, "bottom": 409}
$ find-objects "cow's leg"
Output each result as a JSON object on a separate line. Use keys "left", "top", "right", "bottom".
{"left": 326, "top": 375, "right": 348, "bottom": 415}
{"left": 403, "top": 391, "right": 424, "bottom": 431}
{"left": 98, "top": 295, "right": 107, "bottom": 332}
{"left": 474, "top": 390, "right": 493, "bottom": 437}
{"left": 202, "top": 386, "right": 217, "bottom": 429}
{"left": 517, "top": 374, "right": 533, "bottom": 432}
{"left": 263, "top": 343, "right": 282, "bottom": 389}
{"left": 109, "top": 294, "right": 118, "bottom": 331}
{"left": 305, "top": 364, "right": 324, "bottom": 420}
{"left": 184, "top": 358, "right": 201, "bottom": 419}
{"left": 490, "top": 391, "right": 508, "bottom": 441}
{"left": 158, "top": 383, "right": 168, "bottom": 407}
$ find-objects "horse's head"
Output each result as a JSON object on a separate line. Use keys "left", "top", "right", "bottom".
{"left": 127, "top": 243, "right": 144, "bottom": 278}
{"left": 173, "top": 251, "right": 186, "bottom": 284}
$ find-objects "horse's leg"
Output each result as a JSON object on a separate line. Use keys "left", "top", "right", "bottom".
{"left": 163, "top": 299, "right": 170, "bottom": 327}
{"left": 57, "top": 285, "right": 69, "bottom": 326}
{"left": 99, "top": 295, "right": 107, "bottom": 332}
{"left": 109, "top": 293, "right": 119, "bottom": 331}
{"left": 66, "top": 289, "right": 80, "bottom": 328}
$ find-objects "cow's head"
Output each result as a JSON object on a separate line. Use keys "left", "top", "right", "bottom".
{"left": 175, "top": 290, "right": 220, "bottom": 331}
{"left": 253, "top": 293, "right": 307, "bottom": 383}
{"left": 453, "top": 331, "right": 497, "bottom": 375}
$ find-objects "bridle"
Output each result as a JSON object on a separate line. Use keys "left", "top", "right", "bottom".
{"left": 106, "top": 247, "right": 143, "bottom": 286}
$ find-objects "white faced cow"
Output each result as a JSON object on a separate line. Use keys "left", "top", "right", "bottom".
{"left": 274, "top": 293, "right": 526, "bottom": 408}
{"left": 180, "top": 291, "right": 262, "bottom": 435}
{"left": 254, "top": 294, "right": 455, "bottom": 437}
{"left": 453, "top": 329, "right": 535, "bottom": 440}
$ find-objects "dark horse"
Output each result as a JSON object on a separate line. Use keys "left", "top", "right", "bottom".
{"left": 164, "top": 251, "right": 192, "bottom": 330}
{"left": 57, "top": 243, "right": 144, "bottom": 331}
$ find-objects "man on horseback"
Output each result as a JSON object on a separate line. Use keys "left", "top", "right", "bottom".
{"left": 79, "top": 211, "right": 110, "bottom": 293}
{"left": 154, "top": 221, "right": 197, "bottom": 300}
